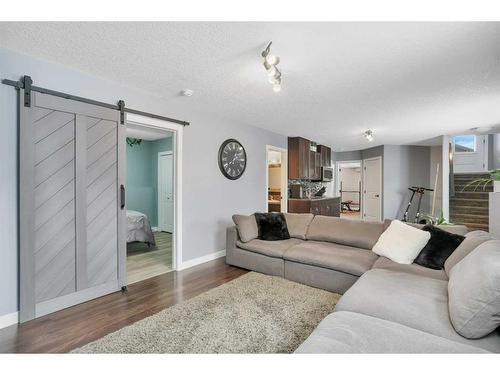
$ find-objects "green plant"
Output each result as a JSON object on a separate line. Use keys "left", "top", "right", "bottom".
{"left": 420, "top": 211, "right": 451, "bottom": 225}
{"left": 462, "top": 169, "right": 500, "bottom": 191}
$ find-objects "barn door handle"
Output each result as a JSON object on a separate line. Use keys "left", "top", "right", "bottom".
{"left": 120, "top": 184, "right": 126, "bottom": 209}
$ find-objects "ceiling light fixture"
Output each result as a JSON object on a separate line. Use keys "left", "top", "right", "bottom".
{"left": 364, "top": 130, "right": 374, "bottom": 142}
{"left": 262, "top": 41, "right": 282, "bottom": 92}
{"left": 181, "top": 89, "right": 194, "bottom": 97}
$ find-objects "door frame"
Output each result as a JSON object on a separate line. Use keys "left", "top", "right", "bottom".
{"left": 362, "top": 156, "right": 383, "bottom": 222}
{"left": 126, "top": 113, "right": 183, "bottom": 271}
{"left": 265, "top": 145, "right": 288, "bottom": 212}
{"left": 335, "top": 160, "right": 363, "bottom": 212}
{"left": 158, "top": 150, "right": 174, "bottom": 233}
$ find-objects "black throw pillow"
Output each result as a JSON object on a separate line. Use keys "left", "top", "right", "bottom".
{"left": 414, "top": 225, "right": 465, "bottom": 270}
{"left": 254, "top": 213, "right": 290, "bottom": 241}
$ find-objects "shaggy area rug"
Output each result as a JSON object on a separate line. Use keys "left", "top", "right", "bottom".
{"left": 73, "top": 272, "right": 341, "bottom": 353}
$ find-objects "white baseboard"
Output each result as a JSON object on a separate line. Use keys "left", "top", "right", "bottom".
{"left": 178, "top": 250, "right": 226, "bottom": 271}
{"left": 0, "top": 311, "right": 18, "bottom": 329}
{"left": 152, "top": 227, "right": 160, "bottom": 232}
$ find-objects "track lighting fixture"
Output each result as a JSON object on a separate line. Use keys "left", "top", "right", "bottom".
{"left": 262, "top": 41, "right": 282, "bottom": 92}
{"left": 364, "top": 130, "right": 374, "bottom": 142}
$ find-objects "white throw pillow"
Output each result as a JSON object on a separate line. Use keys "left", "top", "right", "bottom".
{"left": 372, "top": 220, "right": 431, "bottom": 264}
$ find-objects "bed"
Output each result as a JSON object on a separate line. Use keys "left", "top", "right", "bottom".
{"left": 126, "top": 210, "right": 156, "bottom": 247}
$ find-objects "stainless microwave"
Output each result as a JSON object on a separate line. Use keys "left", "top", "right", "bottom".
{"left": 321, "top": 167, "right": 334, "bottom": 182}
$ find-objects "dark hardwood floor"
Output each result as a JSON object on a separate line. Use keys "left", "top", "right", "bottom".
{"left": 0, "top": 258, "right": 248, "bottom": 353}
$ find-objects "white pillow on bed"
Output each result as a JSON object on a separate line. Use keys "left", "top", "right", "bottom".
{"left": 372, "top": 220, "right": 431, "bottom": 264}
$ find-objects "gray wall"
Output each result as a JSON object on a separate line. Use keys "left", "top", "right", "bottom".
{"left": 383, "top": 145, "right": 431, "bottom": 220}
{"left": 0, "top": 47, "right": 286, "bottom": 317}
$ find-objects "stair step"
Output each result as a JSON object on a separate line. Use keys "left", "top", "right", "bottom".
{"left": 454, "top": 186, "right": 493, "bottom": 192}
{"left": 452, "top": 192, "right": 490, "bottom": 200}
{"left": 450, "top": 206, "right": 489, "bottom": 215}
{"left": 449, "top": 198, "right": 489, "bottom": 208}
{"left": 450, "top": 214, "right": 489, "bottom": 225}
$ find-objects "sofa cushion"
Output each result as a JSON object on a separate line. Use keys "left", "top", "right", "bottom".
{"left": 444, "top": 230, "right": 493, "bottom": 276}
{"left": 334, "top": 268, "right": 500, "bottom": 352}
{"left": 283, "top": 241, "right": 378, "bottom": 276}
{"left": 414, "top": 225, "right": 464, "bottom": 270}
{"left": 371, "top": 256, "right": 447, "bottom": 281}
{"left": 372, "top": 220, "right": 430, "bottom": 264}
{"left": 232, "top": 214, "right": 258, "bottom": 243}
{"left": 254, "top": 212, "right": 290, "bottom": 241}
{"left": 448, "top": 240, "right": 500, "bottom": 339}
{"left": 236, "top": 238, "right": 302, "bottom": 258}
{"left": 306, "top": 216, "right": 384, "bottom": 250}
{"left": 295, "top": 311, "right": 488, "bottom": 353}
{"left": 284, "top": 213, "right": 314, "bottom": 240}
{"left": 383, "top": 219, "right": 469, "bottom": 236}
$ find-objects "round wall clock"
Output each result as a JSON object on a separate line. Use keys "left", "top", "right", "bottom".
{"left": 218, "top": 139, "right": 247, "bottom": 180}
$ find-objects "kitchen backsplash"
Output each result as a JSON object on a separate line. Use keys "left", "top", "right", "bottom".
{"left": 288, "top": 179, "right": 331, "bottom": 197}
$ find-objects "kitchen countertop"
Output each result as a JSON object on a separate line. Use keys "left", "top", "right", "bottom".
{"left": 288, "top": 196, "right": 340, "bottom": 201}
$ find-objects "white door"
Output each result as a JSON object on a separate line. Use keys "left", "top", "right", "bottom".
{"left": 362, "top": 157, "right": 382, "bottom": 221}
{"left": 453, "top": 135, "right": 488, "bottom": 173}
{"left": 158, "top": 152, "right": 174, "bottom": 232}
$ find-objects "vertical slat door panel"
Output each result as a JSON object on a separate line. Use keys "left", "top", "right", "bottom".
{"left": 86, "top": 118, "right": 118, "bottom": 288}
{"left": 19, "top": 90, "right": 124, "bottom": 322}
{"left": 33, "top": 107, "right": 76, "bottom": 304}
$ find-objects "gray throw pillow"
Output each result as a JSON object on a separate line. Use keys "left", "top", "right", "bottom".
{"left": 444, "top": 231, "right": 493, "bottom": 277}
{"left": 283, "top": 213, "right": 314, "bottom": 240}
{"left": 232, "top": 214, "right": 258, "bottom": 243}
{"left": 448, "top": 239, "right": 500, "bottom": 339}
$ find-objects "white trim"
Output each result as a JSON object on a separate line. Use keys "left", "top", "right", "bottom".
{"left": 361, "top": 156, "right": 383, "bottom": 222}
{"left": 0, "top": 311, "right": 18, "bottom": 329}
{"left": 178, "top": 250, "right": 226, "bottom": 271}
{"left": 442, "top": 135, "right": 450, "bottom": 221}
{"left": 126, "top": 113, "right": 183, "bottom": 271}
{"left": 265, "top": 145, "right": 288, "bottom": 213}
{"left": 157, "top": 150, "right": 174, "bottom": 233}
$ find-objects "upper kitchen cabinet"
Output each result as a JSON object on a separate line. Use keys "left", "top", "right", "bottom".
{"left": 288, "top": 137, "right": 311, "bottom": 179}
{"left": 317, "top": 145, "right": 332, "bottom": 167}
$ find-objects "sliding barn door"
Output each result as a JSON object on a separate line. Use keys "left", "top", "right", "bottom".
{"left": 19, "top": 89, "right": 126, "bottom": 323}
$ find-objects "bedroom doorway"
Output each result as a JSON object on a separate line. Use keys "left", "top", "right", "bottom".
{"left": 125, "top": 122, "right": 175, "bottom": 285}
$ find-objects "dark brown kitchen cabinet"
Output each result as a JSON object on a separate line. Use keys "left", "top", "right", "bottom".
{"left": 318, "top": 145, "right": 332, "bottom": 167}
{"left": 289, "top": 197, "right": 341, "bottom": 217}
{"left": 288, "top": 137, "right": 311, "bottom": 179}
{"left": 308, "top": 151, "right": 321, "bottom": 180}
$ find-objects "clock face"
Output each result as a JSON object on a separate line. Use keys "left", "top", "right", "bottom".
{"left": 218, "top": 139, "right": 247, "bottom": 180}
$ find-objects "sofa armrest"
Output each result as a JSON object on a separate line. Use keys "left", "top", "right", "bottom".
{"left": 226, "top": 226, "right": 239, "bottom": 264}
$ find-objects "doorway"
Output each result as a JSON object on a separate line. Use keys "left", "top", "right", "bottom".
{"left": 452, "top": 134, "right": 488, "bottom": 173}
{"left": 266, "top": 146, "right": 288, "bottom": 212}
{"left": 362, "top": 156, "right": 383, "bottom": 221}
{"left": 337, "top": 161, "right": 362, "bottom": 220}
{"left": 124, "top": 113, "right": 182, "bottom": 284}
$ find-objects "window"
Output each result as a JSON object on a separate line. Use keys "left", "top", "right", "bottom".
{"left": 454, "top": 135, "right": 476, "bottom": 153}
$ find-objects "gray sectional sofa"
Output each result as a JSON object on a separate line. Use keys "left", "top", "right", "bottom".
{"left": 226, "top": 213, "right": 500, "bottom": 353}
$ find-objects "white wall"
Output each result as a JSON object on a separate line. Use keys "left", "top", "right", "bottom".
{"left": 0, "top": 48, "right": 287, "bottom": 317}
{"left": 339, "top": 167, "right": 361, "bottom": 204}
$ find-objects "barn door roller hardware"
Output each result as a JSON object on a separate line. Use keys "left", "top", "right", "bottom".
{"left": 1, "top": 75, "right": 190, "bottom": 126}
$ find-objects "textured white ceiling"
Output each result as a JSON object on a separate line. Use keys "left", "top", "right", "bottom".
{"left": 1, "top": 22, "right": 500, "bottom": 151}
